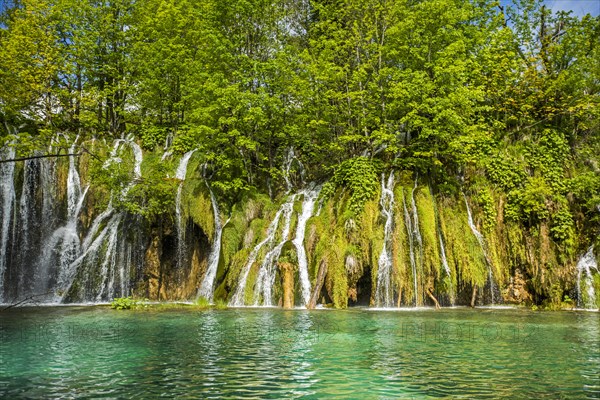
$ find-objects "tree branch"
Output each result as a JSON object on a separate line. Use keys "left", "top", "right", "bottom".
{"left": 0, "top": 292, "right": 52, "bottom": 311}
{"left": 0, "top": 146, "right": 101, "bottom": 163}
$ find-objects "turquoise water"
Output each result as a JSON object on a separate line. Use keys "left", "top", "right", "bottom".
{"left": 1, "top": 307, "right": 598, "bottom": 398}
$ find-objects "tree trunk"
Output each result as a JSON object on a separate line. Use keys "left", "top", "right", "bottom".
{"left": 470, "top": 285, "right": 478, "bottom": 308}
{"left": 426, "top": 287, "right": 441, "bottom": 310}
{"left": 307, "top": 260, "right": 327, "bottom": 309}
{"left": 280, "top": 262, "right": 294, "bottom": 309}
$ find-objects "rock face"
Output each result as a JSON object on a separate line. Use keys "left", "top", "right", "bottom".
{"left": 138, "top": 223, "right": 210, "bottom": 301}
{"left": 1, "top": 149, "right": 598, "bottom": 309}
{"left": 503, "top": 269, "right": 533, "bottom": 304}
{"left": 143, "top": 228, "right": 163, "bottom": 299}
{"left": 280, "top": 262, "right": 295, "bottom": 309}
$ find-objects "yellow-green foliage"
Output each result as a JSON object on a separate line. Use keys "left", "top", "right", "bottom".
{"left": 438, "top": 196, "right": 488, "bottom": 287}
{"left": 505, "top": 219, "right": 527, "bottom": 268}
{"left": 323, "top": 233, "right": 350, "bottom": 308}
{"left": 184, "top": 184, "right": 214, "bottom": 241}
{"left": 485, "top": 190, "right": 509, "bottom": 287}
{"left": 359, "top": 198, "right": 382, "bottom": 297}
{"left": 595, "top": 274, "right": 600, "bottom": 309}
{"left": 243, "top": 262, "right": 259, "bottom": 305}
{"left": 435, "top": 196, "right": 457, "bottom": 294}
{"left": 307, "top": 192, "right": 353, "bottom": 308}
{"left": 392, "top": 185, "right": 409, "bottom": 303}
{"left": 221, "top": 212, "right": 246, "bottom": 271}
{"left": 415, "top": 187, "right": 441, "bottom": 281}
{"left": 221, "top": 195, "right": 271, "bottom": 282}
{"left": 220, "top": 193, "right": 285, "bottom": 304}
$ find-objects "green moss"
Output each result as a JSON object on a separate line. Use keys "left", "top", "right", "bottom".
{"left": 365, "top": 204, "right": 383, "bottom": 300}
{"left": 213, "top": 299, "right": 229, "bottom": 309}
{"left": 195, "top": 296, "right": 211, "bottom": 308}
{"left": 595, "top": 274, "right": 600, "bottom": 309}
{"left": 439, "top": 196, "right": 487, "bottom": 287}
{"left": 390, "top": 187, "right": 409, "bottom": 303}
{"left": 185, "top": 186, "right": 214, "bottom": 241}
{"left": 244, "top": 262, "right": 259, "bottom": 305}
{"left": 325, "top": 234, "right": 350, "bottom": 309}
{"left": 415, "top": 187, "right": 441, "bottom": 280}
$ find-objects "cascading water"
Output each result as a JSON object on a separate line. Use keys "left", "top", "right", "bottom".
{"left": 50, "top": 185, "right": 89, "bottom": 300}
{"left": 439, "top": 232, "right": 455, "bottom": 306}
{"left": 197, "top": 185, "right": 229, "bottom": 301}
{"left": 430, "top": 186, "right": 453, "bottom": 304}
{"left": 175, "top": 149, "right": 197, "bottom": 268}
{"left": 403, "top": 191, "right": 418, "bottom": 306}
{"left": 464, "top": 193, "right": 495, "bottom": 305}
{"left": 411, "top": 180, "right": 423, "bottom": 262}
{"left": 96, "top": 214, "right": 122, "bottom": 301}
{"left": 231, "top": 148, "right": 313, "bottom": 307}
{"left": 375, "top": 172, "right": 395, "bottom": 307}
{"left": 253, "top": 195, "right": 297, "bottom": 306}
{"left": 230, "top": 209, "right": 284, "bottom": 306}
{"left": 0, "top": 146, "right": 16, "bottom": 302}
{"left": 439, "top": 233, "right": 451, "bottom": 278}
{"left": 35, "top": 143, "right": 90, "bottom": 301}
{"left": 576, "top": 246, "right": 598, "bottom": 309}
{"left": 401, "top": 179, "right": 423, "bottom": 306}
{"left": 282, "top": 147, "right": 306, "bottom": 192}
{"left": 16, "top": 159, "right": 38, "bottom": 295}
{"left": 61, "top": 139, "right": 143, "bottom": 302}
{"left": 292, "top": 184, "right": 321, "bottom": 306}
{"left": 130, "top": 141, "right": 143, "bottom": 179}
{"left": 66, "top": 142, "right": 82, "bottom": 216}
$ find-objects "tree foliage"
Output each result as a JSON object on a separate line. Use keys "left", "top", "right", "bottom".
{"left": 0, "top": 0, "right": 598, "bottom": 247}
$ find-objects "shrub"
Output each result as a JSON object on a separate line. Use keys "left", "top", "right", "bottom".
{"left": 110, "top": 297, "right": 140, "bottom": 310}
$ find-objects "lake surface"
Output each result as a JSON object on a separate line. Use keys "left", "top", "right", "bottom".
{"left": 1, "top": 307, "right": 599, "bottom": 398}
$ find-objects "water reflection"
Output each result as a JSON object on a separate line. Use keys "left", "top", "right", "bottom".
{"left": 0, "top": 308, "right": 598, "bottom": 398}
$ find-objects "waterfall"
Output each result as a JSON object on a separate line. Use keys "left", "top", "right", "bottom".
{"left": 464, "top": 193, "right": 495, "bottom": 304}
{"left": 129, "top": 141, "right": 143, "bottom": 179}
{"left": 375, "top": 172, "right": 395, "bottom": 307}
{"left": 292, "top": 184, "right": 321, "bottom": 306}
{"left": 282, "top": 147, "right": 305, "bottom": 192}
{"left": 161, "top": 150, "right": 173, "bottom": 161}
{"left": 439, "top": 233, "right": 451, "bottom": 278}
{"left": 197, "top": 185, "right": 229, "bottom": 301}
{"left": 16, "top": 159, "right": 36, "bottom": 296}
{"left": 96, "top": 214, "right": 122, "bottom": 301}
{"left": 253, "top": 195, "right": 296, "bottom": 306}
{"left": 103, "top": 139, "right": 124, "bottom": 168}
{"left": 45, "top": 145, "right": 90, "bottom": 299}
{"left": 400, "top": 178, "right": 423, "bottom": 306}
{"left": 0, "top": 146, "right": 16, "bottom": 302}
{"left": 61, "top": 139, "right": 142, "bottom": 302}
{"left": 411, "top": 180, "right": 423, "bottom": 260}
{"left": 231, "top": 149, "right": 311, "bottom": 307}
{"left": 175, "top": 149, "right": 197, "bottom": 268}
{"left": 40, "top": 154, "right": 58, "bottom": 234}
{"left": 403, "top": 191, "right": 418, "bottom": 306}
{"left": 230, "top": 208, "right": 284, "bottom": 306}
{"left": 430, "top": 186, "right": 453, "bottom": 304}
{"left": 66, "top": 143, "right": 82, "bottom": 217}
{"left": 576, "top": 246, "right": 598, "bottom": 309}
{"left": 49, "top": 186, "right": 89, "bottom": 299}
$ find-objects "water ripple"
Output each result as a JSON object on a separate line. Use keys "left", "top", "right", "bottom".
{"left": 1, "top": 308, "right": 598, "bottom": 398}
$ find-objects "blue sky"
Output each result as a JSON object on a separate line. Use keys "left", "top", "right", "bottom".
{"left": 499, "top": 0, "right": 600, "bottom": 17}
{"left": 545, "top": 0, "right": 600, "bottom": 16}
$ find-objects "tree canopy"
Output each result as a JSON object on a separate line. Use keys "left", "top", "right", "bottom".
{"left": 0, "top": 0, "right": 598, "bottom": 241}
